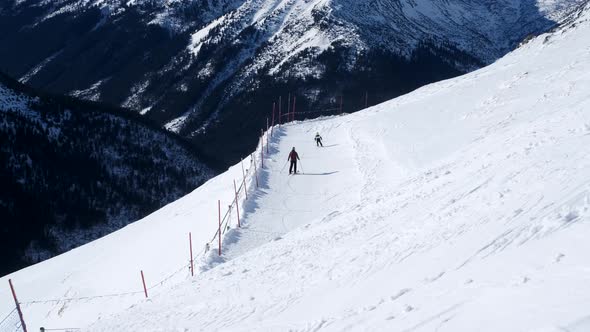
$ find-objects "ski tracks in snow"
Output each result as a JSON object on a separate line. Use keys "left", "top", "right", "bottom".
{"left": 221, "top": 120, "right": 362, "bottom": 263}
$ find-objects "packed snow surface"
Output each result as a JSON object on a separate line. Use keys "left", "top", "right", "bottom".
{"left": 2, "top": 4, "right": 590, "bottom": 332}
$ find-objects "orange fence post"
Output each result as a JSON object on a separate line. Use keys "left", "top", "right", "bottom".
{"left": 252, "top": 153, "right": 259, "bottom": 188}
{"left": 189, "top": 232, "right": 194, "bottom": 277}
{"left": 260, "top": 130, "right": 264, "bottom": 168}
{"left": 218, "top": 200, "right": 222, "bottom": 256}
{"left": 8, "top": 279, "right": 27, "bottom": 332}
{"left": 279, "top": 96, "right": 282, "bottom": 126}
{"left": 271, "top": 102, "right": 275, "bottom": 135}
{"left": 287, "top": 93, "right": 291, "bottom": 122}
{"left": 241, "top": 158, "right": 247, "bottom": 200}
{"left": 140, "top": 271, "right": 148, "bottom": 298}
{"left": 233, "top": 180, "right": 241, "bottom": 227}
{"left": 292, "top": 96, "right": 297, "bottom": 121}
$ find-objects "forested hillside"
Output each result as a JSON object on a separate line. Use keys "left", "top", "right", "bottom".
{"left": 0, "top": 73, "right": 212, "bottom": 276}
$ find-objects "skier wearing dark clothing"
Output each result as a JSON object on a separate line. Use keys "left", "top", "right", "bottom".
{"left": 288, "top": 147, "right": 300, "bottom": 174}
{"left": 314, "top": 132, "right": 323, "bottom": 147}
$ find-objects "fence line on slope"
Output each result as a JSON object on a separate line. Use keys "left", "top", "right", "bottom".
{"left": 3, "top": 91, "right": 358, "bottom": 330}
{"left": 269, "top": 89, "right": 383, "bottom": 126}
{"left": 4, "top": 151, "right": 254, "bottom": 303}
{"left": 2, "top": 122, "right": 265, "bottom": 330}
{"left": 207, "top": 89, "right": 367, "bottom": 255}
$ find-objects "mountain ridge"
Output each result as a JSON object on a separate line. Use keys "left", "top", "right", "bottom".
{"left": 1, "top": 0, "right": 586, "bottom": 166}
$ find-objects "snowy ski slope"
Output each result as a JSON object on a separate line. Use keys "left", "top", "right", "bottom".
{"left": 2, "top": 4, "right": 590, "bottom": 331}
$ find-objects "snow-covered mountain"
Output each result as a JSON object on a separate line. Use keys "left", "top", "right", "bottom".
{"left": 0, "top": 73, "right": 212, "bottom": 277}
{"left": 0, "top": 0, "right": 586, "bottom": 166}
{"left": 1, "top": 2, "right": 589, "bottom": 331}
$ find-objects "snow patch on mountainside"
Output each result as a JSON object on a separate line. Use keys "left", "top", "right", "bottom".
{"left": 268, "top": 27, "right": 332, "bottom": 76}
{"left": 189, "top": 16, "right": 226, "bottom": 57}
{"left": 165, "top": 113, "right": 189, "bottom": 132}
{"left": 19, "top": 51, "right": 63, "bottom": 84}
{"left": 70, "top": 78, "right": 108, "bottom": 101}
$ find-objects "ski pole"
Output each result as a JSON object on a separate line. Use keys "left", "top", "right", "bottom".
{"left": 281, "top": 160, "right": 289, "bottom": 172}
{"left": 298, "top": 160, "right": 304, "bottom": 174}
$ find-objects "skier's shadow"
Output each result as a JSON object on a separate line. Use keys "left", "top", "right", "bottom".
{"left": 321, "top": 144, "right": 339, "bottom": 148}
{"left": 300, "top": 171, "right": 339, "bottom": 176}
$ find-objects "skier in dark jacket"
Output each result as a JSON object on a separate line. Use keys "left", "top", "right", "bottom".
{"left": 288, "top": 147, "right": 300, "bottom": 174}
{"left": 314, "top": 132, "right": 323, "bottom": 147}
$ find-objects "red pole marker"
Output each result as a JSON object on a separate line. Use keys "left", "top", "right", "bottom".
{"left": 292, "top": 96, "right": 297, "bottom": 121}
{"left": 241, "top": 158, "right": 248, "bottom": 200}
{"left": 260, "top": 130, "right": 264, "bottom": 168}
{"left": 287, "top": 93, "right": 291, "bottom": 122}
{"left": 140, "top": 271, "right": 148, "bottom": 298}
{"left": 272, "top": 102, "right": 275, "bottom": 135}
{"left": 233, "top": 180, "right": 241, "bottom": 227}
{"left": 189, "top": 232, "right": 194, "bottom": 277}
{"left": 266, "top": 117, "right": 270, "bottom": 154}
{"left": 279, "top": 96, "right": 282, "bottom": 126}
{"left": 340, "top": 95, "right": 343, "bottom": 114}
{"left": 253, "top": 153, "right": 259, "bottom": 188}
{"left": 218, "top": 200, "right": 222, "bottom": 256}
{"left": 365, "top": 91, "right": 368, "bottom": 109}
{"left": 9, "top": 279, "right": 28, "bottom": 332}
